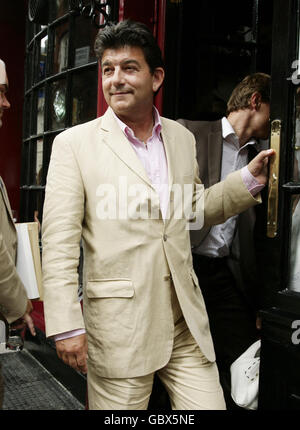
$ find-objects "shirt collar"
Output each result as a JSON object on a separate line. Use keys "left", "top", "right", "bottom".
{"left": 112, "top": 106, "right": 162, "bottom": 142}
{"left": 222, "top": 116, "right": 257, "bottom": 150}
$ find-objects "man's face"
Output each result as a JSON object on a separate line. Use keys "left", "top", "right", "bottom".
{"left": 0, "top": 63, "right": 10, "bottom": 128}
{"left": 253, "top": 102, "right": 270, "bottom": 140}
{"left": 101, "top": 45, "right": 164, "bottom": 121}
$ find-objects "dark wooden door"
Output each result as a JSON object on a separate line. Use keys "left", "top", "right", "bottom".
{"left": 258, "top": 0, "right": 300, "bottom": 410}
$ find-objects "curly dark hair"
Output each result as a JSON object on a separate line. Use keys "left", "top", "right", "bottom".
{"left": 94, "top": 20, "right": 164, "bottom": 74}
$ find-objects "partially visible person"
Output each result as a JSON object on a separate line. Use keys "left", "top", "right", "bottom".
{"left": 0, "top": 59, "right": 36, "bottom": 408}
{"left": 178, "top": 73, "right": 271, "bottom": 408}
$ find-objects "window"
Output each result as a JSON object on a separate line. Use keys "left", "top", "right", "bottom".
{"left": 21, "top": 2, "right": 101, "bottom": 223}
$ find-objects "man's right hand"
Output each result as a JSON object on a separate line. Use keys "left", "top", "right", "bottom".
{"left": 247, "top": 149, "right": 275, "bottom": 185}
{"left": 55, "top": 334, "right": 88, "bottom": 374}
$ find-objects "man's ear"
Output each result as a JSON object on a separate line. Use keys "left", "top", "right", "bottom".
{"left": 152, "top": 67, "right": 165, "bottom": 93}
{"left": 250, "top": 92, "right": 262, "bottom": 111}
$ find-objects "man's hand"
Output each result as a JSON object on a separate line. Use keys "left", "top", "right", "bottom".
{"left": 247, "top": 149, "right": 275, "bottom": 185}
{"left": 55, "top": 334, "right": 88, "bottom": 374}
{"left": 11, "top": 300, "right": 36, "bottom": 337}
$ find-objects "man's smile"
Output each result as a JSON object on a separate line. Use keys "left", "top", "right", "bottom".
{"left": 111, "top": 91, "right": 132, "bottom": 96}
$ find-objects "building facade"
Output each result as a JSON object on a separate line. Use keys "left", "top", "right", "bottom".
{"left": 1, "top": 0, "right": 300, "bottom": 409}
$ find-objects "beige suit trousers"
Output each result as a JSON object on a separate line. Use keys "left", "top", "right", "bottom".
{"left": 87, "top": 286, "right": 226, "bottom": 410}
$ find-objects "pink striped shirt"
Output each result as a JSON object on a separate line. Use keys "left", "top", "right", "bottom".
{"left": 113, "top": 106, "right": 169, "bottom": 219}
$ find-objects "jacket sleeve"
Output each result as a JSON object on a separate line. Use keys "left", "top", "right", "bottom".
{"left": 0, "top": 231, "right": 28, "bottom": 323}
{"left": 42, "top": 132, "right": 85, "bottom": 338}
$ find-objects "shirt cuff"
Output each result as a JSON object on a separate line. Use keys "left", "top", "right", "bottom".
{"left": 54, "top": 328, "right": 86, "bottom": 342}
{"left": 241, "top": 166, "right": 265, "bottom": 196}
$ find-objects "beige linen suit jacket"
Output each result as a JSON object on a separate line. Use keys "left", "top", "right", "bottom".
{"left": 42, "top": 108, "right": 261, "bottom": 379}
{"left": 0, "top": 177, "right": 28, "bottom": 323}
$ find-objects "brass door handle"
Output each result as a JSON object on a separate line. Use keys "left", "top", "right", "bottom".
{"left": 267, "top": 119, "right": 281, "bottom": 238}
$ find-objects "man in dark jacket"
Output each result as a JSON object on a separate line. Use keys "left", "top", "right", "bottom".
{"left": 178, "top": 73, "right": 271, "bottom": 409}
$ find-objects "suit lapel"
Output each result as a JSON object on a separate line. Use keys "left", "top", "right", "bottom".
{"left": 190, "top": 121, "right": 222, "bottom": 246}
{"left": 207, "top": 127, "right": 223, "bottom": 187}
{"left": 100, "top": 108, "right": 155, "bottom": 190}
{"left": 0, "top": 177, "right": 14, "bottom": 225}
{"left": 160, "top": 124, "right": 175, "bottom": 195}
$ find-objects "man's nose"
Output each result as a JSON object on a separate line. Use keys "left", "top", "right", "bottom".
{"left": 1, "top": 94, "right": 10, "bottom": 109}
{"left": 3, "top": 95, "right": 10, "bottom": 109}
{"left": 111, "top": 68, "right": 125, "bottom": 86}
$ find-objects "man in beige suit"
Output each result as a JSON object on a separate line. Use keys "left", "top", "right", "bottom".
{"left": 42, "top": 20, "right": 274, "bottom": 410}
{"left": 0, "top": 59, "right": 35, "bottom": 408}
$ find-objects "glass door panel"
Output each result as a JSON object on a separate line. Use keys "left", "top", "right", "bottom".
{"left": 53, "top": 23, "right": 69, "bottom": 74}
{"left": 289, "top": 195, "right": 300, "bottom": 291}
{"left": 50, "top": 80, "right": 67, "bottom": 130}
{"left": 295, "top": 87, "right": 300, "bottom": 181}
{"left": 72, "top": 69, "right": 97, "bottom": 125}
{"left": 73, "top": 15, "right": 98, "bottom": 67}
{"left": 286, "top": 13, "right": 300, "bottom": 293}
{"left": 37, "top": 88, "right": 45, "bottom": 134}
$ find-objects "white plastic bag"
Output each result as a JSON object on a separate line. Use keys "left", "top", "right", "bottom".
{"left": 230, "top": 339, "right": 261, "bottom": 410}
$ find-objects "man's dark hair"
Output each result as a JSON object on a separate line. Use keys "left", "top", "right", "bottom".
{"left": 94, "top": 20, "right": 164, "bottom": 74}
{"left": 227, "top": 73, "right": 271, "bottom": 114}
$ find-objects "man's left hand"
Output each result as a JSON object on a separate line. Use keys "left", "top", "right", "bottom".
{"left": 55, "top": 334, "right": 88, "bottom": 374}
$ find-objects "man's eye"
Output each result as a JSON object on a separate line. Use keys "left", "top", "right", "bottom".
{"left": 103, "top": 68, "right": 112, "bottom": 75}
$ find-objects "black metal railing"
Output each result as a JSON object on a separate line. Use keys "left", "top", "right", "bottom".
{"left": 29, "top": 0, "right": 118, "bottom": 28}
{"left": 69, "top": 0, "right": 116, "bottom": 28}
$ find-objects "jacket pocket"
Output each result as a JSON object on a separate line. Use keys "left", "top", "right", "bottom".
{"left": 86, "top": 279, "right": 134, "bottom": 298}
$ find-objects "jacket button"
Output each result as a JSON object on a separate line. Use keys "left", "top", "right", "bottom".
{"left": 163, "top": 234, "right": 168, "bottom": 241}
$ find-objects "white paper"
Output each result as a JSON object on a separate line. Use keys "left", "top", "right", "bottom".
{"left": 15, "top": 224, "right": 40, "bottom": 299}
